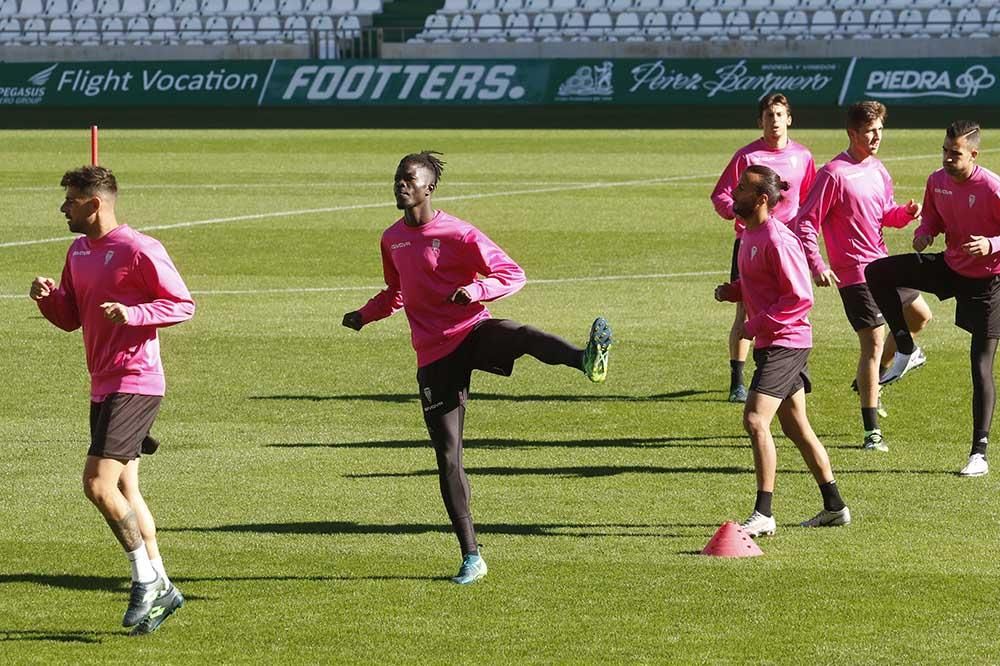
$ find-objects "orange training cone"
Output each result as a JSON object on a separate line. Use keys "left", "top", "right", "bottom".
{"left": 701, "top": 521, "right": 764, "bottom": 558}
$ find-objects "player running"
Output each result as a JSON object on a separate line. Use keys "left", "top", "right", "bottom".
{"left": 711, "top": 93, "right": 816, "bottom": 404}
{"left": 343, "top": 151, "right": 613, "bottom": 584}
{"left": 793, "top": 101, "right": 932, "bottom": 453}
{"left": 715, "top": 165, "right": 851, "bottom": 537}
{"left": 31, "top": 166, "right": 193, "bottom": 635}
{"left": 867, "top": 120, "right": 1000, "bottom": 477}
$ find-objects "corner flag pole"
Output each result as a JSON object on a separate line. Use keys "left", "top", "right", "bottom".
{"left": 90, "top": 125, "right": 99, "bottom": 166}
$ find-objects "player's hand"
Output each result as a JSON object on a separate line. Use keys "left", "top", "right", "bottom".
{"left": 904, "top": 199, "right": 922, "bottom": 219}
{"left": 962, "top": 235, "right": 992, "bottom": 257}
{"left": 913, "top": 234, "right": 934, "bottom": 252}
{"left": 814, "top": 269, "right": 840, "bottom": 288}
{"left": 100, "top": 302, "right": 129, "bottom": 324}
{"left": 29, "top": 277, "right": 56, "bottom": 301}
{"left": 342, "top": 311, "right": 363, "bottom": 331}
{"left": 714, "top": 282, "right": 740, "bottom": 303}
{"left": 449, "top": 288, "right": 472, "bottom": 305}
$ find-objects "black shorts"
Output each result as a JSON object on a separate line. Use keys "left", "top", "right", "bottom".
{"left": 838, "top": 283, "right": 920, "bottom": 331}
{"left": 730, "top": 238, "right": 741, "bottom": 282}
{"left": 749, "top": 346, "right": 812, "bottom": 400}
{"left": 89, "top": 393, "right": 161, "bottom": 460}
{"left": 416, "top": 319, "right": 527, "bottom": 418}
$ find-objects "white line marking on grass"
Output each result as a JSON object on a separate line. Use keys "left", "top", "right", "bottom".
{"left": 0, "top": 270, "right": 728, "bottom": 299}
{"left": 4, "top": 181, "right": 605, "bottom": 192}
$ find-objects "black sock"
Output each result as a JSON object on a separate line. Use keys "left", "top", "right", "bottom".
{"left": 754, "top": 490, "right": 773, "bottom": 517}
{"left": 730, "top": 360, "right": 745, "bottom": 390}
{"left": 819, "top": 480, "right": 845, "bottom": 512}
{"left": 861, "top": 407, "right": 879, "bottom": 432}
{"left": 972, "top": 432, "right": 989, "bottom": 457}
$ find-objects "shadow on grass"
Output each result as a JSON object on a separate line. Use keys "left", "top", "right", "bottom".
{"left": 163, "top": 521, "right": 704, "bottom": 539}
{"left": 249, "top": 389, "right": 718, "bottom": 403}
{"left": 0, "top": 629, "right": 114, "bottom": 644}
{"left": 348, "top": 465, "right": 753, "bottom": 479}
{"left": 268, "top": 435, "right": 749, "bottom": 451}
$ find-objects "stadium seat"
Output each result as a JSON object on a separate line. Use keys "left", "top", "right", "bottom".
{"left": 17, "top": 0, "right": 42, "bottom": 16}
{"left": 837, "top": 8, "right": 866, "bottom": 37}
{"left": 724, "top": 9, "right": 750, "bottom": 37}
{"left": 717, "top": 0, "right": 742, "bottom": 9}
{"left": 533, "top": 10, "right": 556, "bottom": 36}
{"left": 559, "top": 9, "right": 585, "bottom": 36}
{"left": 770, "top": 0, "right": 796, "bottom": 10}
{"left": 525, "top": 0, "right": 549, "bottom": 10}
{"left": 200, "top": 0, "right": 224, "bottom": 13}
{"left": 810, "top": 8, "right": 836, "bottom": 37}
{"left": 99, "top": 15, "right": 123, "bottom": 40}
{"left": 303, "top": 0, "right": 327, "bottom": 13}
{"left": 694, "top": 10, "right": 722, "bottom": 37}
{"left": 276, "top": 0, "right": 300, "bottom": 13}
{"left": 896, "top": 8, "right": 923, "bottom": 35}
{"left": 610, "top": 0, "right": 632, "bottom": 10}
{"left": 42, "top": 0, "right": 66, "bottom": 16}
{"left": 550, "top": 0, "right": 575, "bottom": 10}
{"left": 753, "top": 9, "right": 778, "bottom": 38}
{"left": 923, "top": 8, "right": 951, "bottom": 34}
{"left": 469, "top": 0, "right": 496, "bottom": 12}
{"left": 355, "top": 0, "right": 380, "bottom": 13}
{"left": 73, "top": 15, "right": 97, "bottom": 41}
{"left": 230, "top": 14, "right": 254, "bottom": 41}
{"left": 780, "top": 9, "right": 808, "bottom": 37}
{"left": 22, "top": 16, "right": 45, "bottom": 42}
{"left": 336, "top": 13, "right": 360, "bottom": 37}
{"left": 204, "top": 14, "right": 228, "bottom": 41}
{"left": 642, "top": 9, "right": 668, "bottom": 37}
{"left": 830, "top": 0, "right": 852, "bottom": 8}
{"left": 987, "top": 7, "right": 1000, "bottom": 34}
{"left": 955, "top": 7, "right": 983, "bottom": 34}
{"left": 474, "top": 11, "right": 502, "bottom": 38}
{"left": 449, "top": 13, "right": 473, "bottom": 38}
{"left": 580, "top": 0, "right": 605, "bottom": 10}
{"left": 174, "top": 0, "right": 198, "bottom": 13}
{"left": 255, "top": 15, "right": 281, "bottom": 41}
{"left": 634, "top": 0, "right": 659, "bottom": 9}
{"left": 442, "top": 0, "right": 469, "bottom": 13}
{"left": 883, "top": 0, "right": 909, "bottom": 8}
{"left": 120, "top": 0, "right": 144, "bottom": 14}
{"left": 69, "top": 0, "right": 94, "bottom": 13}
{"left": 147, "top": 0, "right": 170, "bottom": 14}
{"left": 222, "top": 0, "right": 250, "bottom": 16}
{"left": 691, "top": 0, "right": 713, "bottom": 10}
{"left": 614, "top": 10, "right": 639, "bottom": 36}
{"left": 329, "top": 0, "right": 354, "bottom": 13}
{"left": 508, "top": 11, "right": 532, "bottom": 40}
{"left": 742, "top": 0, "right": 767, "bottom": 10}
{"left": 44, "top": 16, "right": 71, "bottom": 42}
{"left": 95, "top": 0, "right": 119, "bottom": 14}
{"left": 498, "top": 0, "right": 523, "bottom": 11}
{"left": 282, "top": 14, "right": 307, "bottom": 42}
{"left": 124, "top": 15, "right": 150, "bottom": 43}
{"left": 799, "top": 0, "right": 825, "bottom": 9}
{"left": 251, "top": 0, "right": 277, "bottom": 14}
{"left": 0, "top": 16, "right": 19, "bottom": 42}
{"left": 944, "top": 0, "right": 971, "bottom": 7}
{"left": 584, "top": 10, "right": 611, "bottom": 38}
{"left": 0, "top": 0, "right": 15, "bottom": 17}
{"left": 670, "top": 9, "right": 694, "bottom": 37}
{"left": 867, "top": 8, "right": 895, "bottom": 35}
{"left": 660, "top": 0, "right": 686, "bottom": 10}
{"left": 178, "top": 14, "right": 202, "bottom": 41}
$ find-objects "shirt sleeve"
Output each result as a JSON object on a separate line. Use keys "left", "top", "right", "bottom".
{"left": 915, "top": 175, "right": 944, "bottom": 239}
{"left": 357, "top": 240, "right": 404, "bottom": 326}
{"left": 125, "top": 244, "right": 196, "bottom": 327}
{"left": 985, "top": 188, "right": 1000, "bottom": 254}
{"left": 744, "top": 239, "right": 813, "bottom": 339}
{"left": 792, "top": 167, "right": 837, "bottom": 277}
{"left": 880, "top": 167, "right": 918, "bottom": 230}
{"left": 799, "top": 154, "right": 817, "bottom": 207}
{"left": 710, "top": 152, "right": 746, "bottom": 221}
{"left": 35, "top": 255, "right": 81, "bottom": 332}
{"left": 459, "top": 228, "right": 526, "bottom": 303}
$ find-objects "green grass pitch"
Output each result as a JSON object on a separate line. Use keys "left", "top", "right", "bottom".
{"left": 1, "top": 127, "right": 998, "bottom": 663}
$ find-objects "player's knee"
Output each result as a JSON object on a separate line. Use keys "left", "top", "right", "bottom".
{"left": 82, "top": 475, "right": 112, "bottom": 506}
{"left": 743, "top": 410, "right": 769, "bottom": 436}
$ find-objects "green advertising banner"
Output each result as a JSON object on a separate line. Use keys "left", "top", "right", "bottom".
{"left": 0, "top": 60, "right": 269, "bottom": 107}
{"left": 841, "top": 58, "right": 1000, "bottom": 106}
{"left": 1, "top": 58, "right": 996, "bottom": 108}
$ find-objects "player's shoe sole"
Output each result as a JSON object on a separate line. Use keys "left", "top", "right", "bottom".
{"left": 582, "top": 317, "right": 613, "bottom": 383}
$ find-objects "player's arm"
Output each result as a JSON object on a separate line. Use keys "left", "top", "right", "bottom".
{"left": 714, "top": 280, "right": 742, "bottom": 303}
{"left": 962, "top": 189, "right": 1000, "bottom": 257}
{"left": 32, "top": 259, "right": 81, "bottom": 331}
{"left": 111, "top": 247, "right": 195, "bottom": 327}
{"left": 710, "top": 153, "right": 745, "bottom": 220}
{"left": 453, "top": 228, "right": 526, "bottom": 304}
{"left": 913, "top": 175, "right": 943, "bottom": 252}
{"left": 791, "top": 169, "right": 839, "bottom": 287}
{"left": 351, "top": 240, "right": 404, "bottom": 330}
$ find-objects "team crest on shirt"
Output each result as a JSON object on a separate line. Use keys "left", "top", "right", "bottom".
{"left": 750, "top": 246, "right": 758, "bottom": 260}
{"left": 969, "top": 194, "right": 976, "bottom": 208}
{"left": 104, "top": 250, "right": 114, "bottom": 266}
{"left": 432, "top": 239, "right": 441, "bottom": 249}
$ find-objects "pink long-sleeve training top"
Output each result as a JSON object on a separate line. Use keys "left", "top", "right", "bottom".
{"left": 711, "top": 138, "right": 816, "bottom": 235}
{"left": 36, "top": 225, "right": 195, "bottom": 400}
{"left": 357, "top": 210, "right": 526, "bottom": 367}
{"left": 793, "top": 151, "right": 917, "bottom": 288}
{"left": 732, "top": 217, "right": 814, "bottom": 350}
{"left": 918, "top": 165, "right": 1000, "bottom": 279}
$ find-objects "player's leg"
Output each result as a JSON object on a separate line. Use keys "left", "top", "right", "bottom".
{"left": 776, "top": 388, "right": 850, "bottom": 528}
{"left": 962, "top": 334, "right": 998, "bottom": 477}
{"left": 740, "top": 390, "right": 781, "bottom": 537}
{"left": 882, "top": 293, "right": 932, "bottom": 368}
{"left": 728, "top": 302, "right": 751, "bottom": 403}
{"left": 856, "top": 325, "right": 887, "bottom": 451}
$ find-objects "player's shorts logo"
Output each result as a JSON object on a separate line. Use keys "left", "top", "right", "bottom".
{"left": 423, "top": 387, "right": 432, "bottom": 403}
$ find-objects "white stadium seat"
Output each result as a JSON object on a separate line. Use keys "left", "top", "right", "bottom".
{"left": 896, "top": 8, "right": 923, "bottom": 35}
{"left": 584, "top": 10, "right": 611, "bottom": 38}
{"left": 355, "top": 0, "right": 381, "bottom": 13}
{"left": 694, "top": 10, "right": 722, "bottom": 37}
{"left": 533, "top": 10, "right": 557, "bottom": 37}
{"left": 451, "top": 12, "right": 475, "bottom": 39}
{"left": 811, "top": 9, "right": 836, "bottom": 37}
{"left": 923, "top": 7, "right": 951, "bottom": 35}
{"left": 474, "top": 11, "right": 502, "bottom": 38}
{"left": 867, "top": 8, "right": 895, "bottom": 35}
{"left": 328, "top": 0, "right": 354, "bottom": 13}
{"left": 725, "top": 9, "right": 750, "bottom": 37}
{"left": 442, "top": 0, "right": 469, "bottom": 13}
{"left": 643, "top": 9, "right": 668, "bottom": 37}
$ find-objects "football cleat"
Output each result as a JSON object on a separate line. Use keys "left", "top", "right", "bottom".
{"left": 122, "top": 575, "right": 166, "bottom": 627}
{"left": 879, "top": 347, "right": 926, "bottom": 385}
{"left": 862, "top": 429, "right": 888, "bottom": 452}
{"left": 728, "top": 385, "right": 748, "bottom": 403}
{"left": 959, "top": 453, "right": 989, "bottom": 477}
{"left": 800, "top": 506, "right": 851, "bottom": 528}
{"left": 739, "top": 510, "right": 776, "bottom": 538}
{"left": 451, "top": 553, "right": 488, "bottom": 585}
{"left": 130, "top": 584, "right": 184, "bottom": 636}
{"left": 582, "top": 317, "right": 613, "bottom": 383}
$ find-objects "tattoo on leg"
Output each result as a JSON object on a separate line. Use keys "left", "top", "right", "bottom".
{"left": 106, "top": 510, "right": 143, "bottom": 551}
